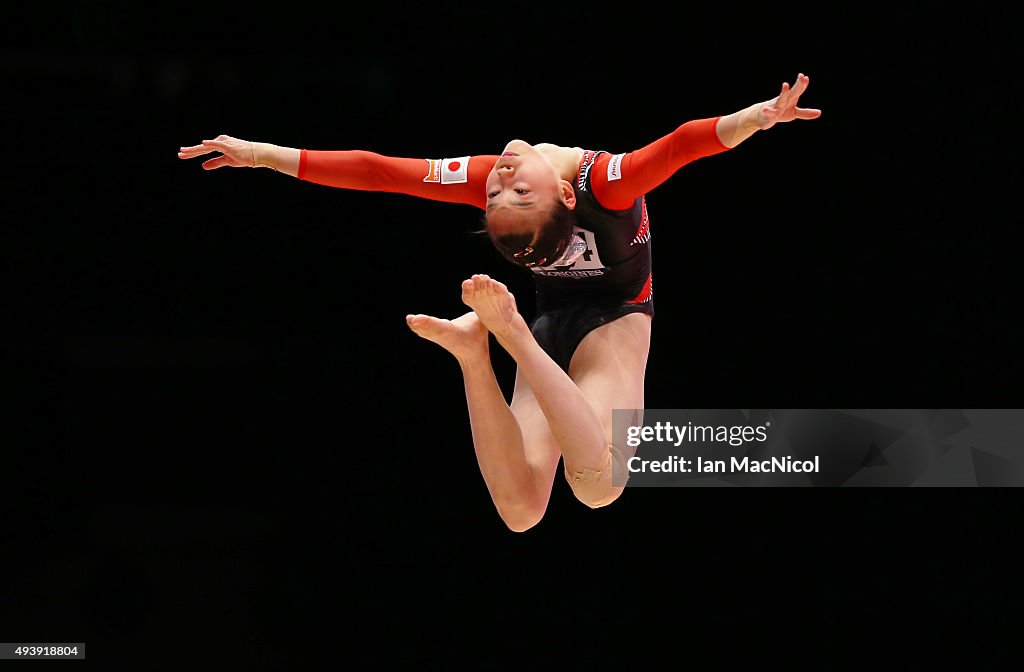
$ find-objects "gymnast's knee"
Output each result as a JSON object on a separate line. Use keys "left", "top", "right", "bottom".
{"left": 565, "top": 449, "right": 624, "bottom": 510}
{"left": 495, "top": 498, "right": 547, "bottom": 533}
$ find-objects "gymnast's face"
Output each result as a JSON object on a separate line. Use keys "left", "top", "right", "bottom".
{"left": 484, "top": 140, "right": 565, "bottom": 234}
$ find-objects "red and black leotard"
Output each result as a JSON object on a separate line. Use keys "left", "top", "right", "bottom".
{"left": 297, "top": 117, "right": 730, "bottom": 369}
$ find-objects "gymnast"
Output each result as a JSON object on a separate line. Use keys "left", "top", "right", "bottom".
{"left": 178, "top": 73, "right": 820, "bottom": 531}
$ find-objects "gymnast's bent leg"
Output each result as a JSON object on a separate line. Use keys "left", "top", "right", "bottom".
{"left": 406, "top": 310, "right": 562, "bottom": 532}
{"left": 563, "top": 311, "right": 650, "bottom": 508}
{"left": 461, "top": 275, "right": 650, "bottom": 509}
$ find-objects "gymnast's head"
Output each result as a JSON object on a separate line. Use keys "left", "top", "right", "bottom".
{"left": 483, "top": 139, "right": 576, "bottom": 268}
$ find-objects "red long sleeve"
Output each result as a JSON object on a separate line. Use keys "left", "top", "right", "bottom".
{"left": 591, "top": 117, "right": 730, "bottom": 210}
{"left": 297, "top": 150, "right": 499, "bottom": 210}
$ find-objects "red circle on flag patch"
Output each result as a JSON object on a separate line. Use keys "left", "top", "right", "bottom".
{"left": 447, "top": 161, "right": 461, "bottom": 171}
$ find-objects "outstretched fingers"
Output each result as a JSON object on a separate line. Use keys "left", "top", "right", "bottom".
{"left": 789, "top": 73, "right": 821, "bottom": 120}
{"left": 764, "top": 73, "right": 821, "bottom": 123}
{"left": 789, "top": 73, "right": 809, "bottom": 98}
{"left": 177, "top": 142, "right": 218, "bottom": 159}
{"left": 177, "top": 135, "right": 241, "bottom": 160}
{"left": 200, "top": 139, "right": 235, "bottom": 153}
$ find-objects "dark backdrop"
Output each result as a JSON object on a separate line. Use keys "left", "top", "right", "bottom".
{"left": 3, "top": 2, "right": 1020, "bottom": 666}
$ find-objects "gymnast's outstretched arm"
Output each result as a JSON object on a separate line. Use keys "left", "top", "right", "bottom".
{"left": 590, "top": 72, "right": 822, "bottom": 210}
{"left": 177, "top": 136, "right": 499, "bottom": 209}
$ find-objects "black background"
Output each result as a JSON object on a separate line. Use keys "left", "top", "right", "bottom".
{"left": 3, "top": 1, "right": 1021, "bottom": 666}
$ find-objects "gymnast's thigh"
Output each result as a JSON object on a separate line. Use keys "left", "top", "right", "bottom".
{"left": 568, "top": 312, "right": 652, "bottom": 450}
{"left": 509, "top": 367, "right": 563, "bottom": 485}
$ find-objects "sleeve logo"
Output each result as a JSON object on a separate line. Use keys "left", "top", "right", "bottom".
{"left": 423, "top": 159, "right": 441, "bottom": 183}
{"left": 607, "top": 153, "right": 625, "bottom": 182}
{"left": 441, "top": 156, "right": 470, "bottom": 184}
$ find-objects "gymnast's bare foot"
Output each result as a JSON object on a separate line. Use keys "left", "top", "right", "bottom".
{"left": 406, "top": 311, "right": 489, "bottom": 363}
{"left": 461, "top": 275, "right": 530, "bottom": 346}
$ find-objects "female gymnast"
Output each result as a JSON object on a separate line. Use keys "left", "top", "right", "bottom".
{"left": 178, "top": 73, "right": 820, "bottom": 531}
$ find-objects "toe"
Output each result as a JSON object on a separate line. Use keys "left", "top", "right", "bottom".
{"left": 461, "top": 280, "right": 475, "bottom": 305}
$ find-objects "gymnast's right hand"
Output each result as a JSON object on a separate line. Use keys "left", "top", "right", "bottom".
{"left": 177, "top": 134, "right": 256, "bottom": 170}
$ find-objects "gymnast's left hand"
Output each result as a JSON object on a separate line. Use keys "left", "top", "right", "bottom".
{"left": 177, "top": 134, "right": 256, "bottom": 169}
{"left": 756, "top": 73, "right": 822, "bottom": 130}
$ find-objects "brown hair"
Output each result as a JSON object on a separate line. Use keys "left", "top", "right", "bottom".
{"left": 479, "top": 199, "right": 574, "bottom": 268}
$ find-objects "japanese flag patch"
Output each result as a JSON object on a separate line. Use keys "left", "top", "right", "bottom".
{"left": 441, "top": 156, "right": 470, "bottom": 184}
